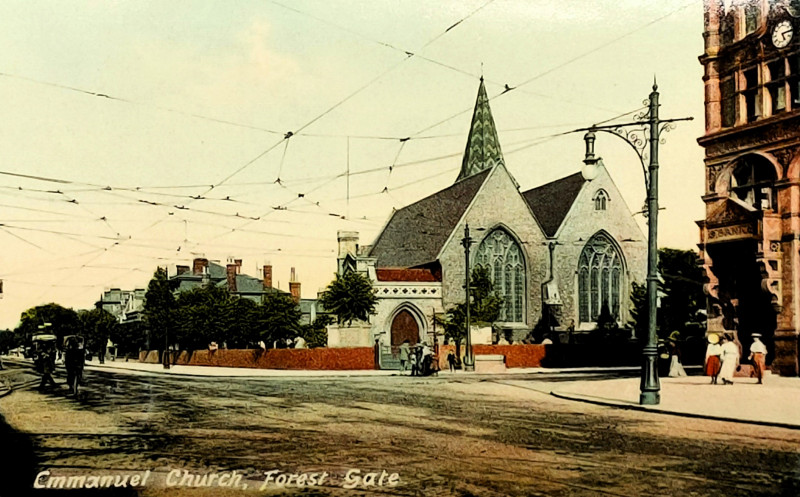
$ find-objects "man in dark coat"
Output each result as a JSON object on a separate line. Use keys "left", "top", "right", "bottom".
{"left": 64, "top": 337, "right": 85, "bottom": 394}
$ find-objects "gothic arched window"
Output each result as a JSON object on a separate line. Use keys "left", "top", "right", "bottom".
{"left": 594, "top": 189, "right": 609, "bottom": 211}
{"left": 578, "top": 232, "right": 624, "bottom": 324}
{"left": 475, "top": 228, "right": 525, "bottom": 322}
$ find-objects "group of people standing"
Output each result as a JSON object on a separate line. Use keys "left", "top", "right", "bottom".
{"left": 705, "top": 333, "right": 768, "bottom": 385}
{"left": 397, "top": 340, "right": 437, "bottom": 376}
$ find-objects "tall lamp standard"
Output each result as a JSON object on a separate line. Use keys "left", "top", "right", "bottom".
{"left": 461, "top": 223, "right": 484, "bottom": 371}
{"left": 579, "top": 82, "right": 692, "bottom": 405}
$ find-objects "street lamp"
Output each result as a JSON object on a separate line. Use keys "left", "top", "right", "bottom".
{"left": 580, "top": 82, "right": 692, "bottom": 405}
{"left": 461, "top": 223, "right": 484, "bottom": 372}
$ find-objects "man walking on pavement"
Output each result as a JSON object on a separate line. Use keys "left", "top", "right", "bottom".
{"left": 749, "top": 333, "right": 768, "bottom": 384}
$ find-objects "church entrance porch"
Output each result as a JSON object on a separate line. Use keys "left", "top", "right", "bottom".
{"left": 706, "top": 240, "right": 777, "bottom": 368}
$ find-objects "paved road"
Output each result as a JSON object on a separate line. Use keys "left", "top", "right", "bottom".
{"left": 1, "top": 360, "right": 798, "bottom": 497}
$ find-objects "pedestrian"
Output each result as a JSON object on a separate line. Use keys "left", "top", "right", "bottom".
{"left": 420, "top": 342, "right": 433, "bottom": 376}
{"left": 447, "top": 350, "right": 457, "bottom": 372}
{"left": 748, "top": 333, "right": 768, "bottom": 384}
{"left": 409, "top": 346, "right": 419, "bottom": 376}
{"left": 667, "top": 332, "right": 687, "bottom": 377}
{"left": 704, "top": 334, "right": 722, "bottom": 384}
{"left": 64, "top": 336, "right": 85, "bottom": 395}
{"left": 398, "top": 340, "right": 410, "bottom": 374}
{"left": 36, "top": 342, "right": 58, "bottom": 390}
{"left": 718, "top": 334, "right": 740, "bottom": 385}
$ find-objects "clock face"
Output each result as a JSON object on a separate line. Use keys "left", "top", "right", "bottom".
{"left": 773, "top": 20, "right": 794, "bottom": 48}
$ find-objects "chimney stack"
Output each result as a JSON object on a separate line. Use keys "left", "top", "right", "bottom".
{"left": 263, "top": 265, "right": 272, "bottom": 289}
{"left": 193, "top": 258, "right": 208, "bottom": 276}
{"left": 289, "top": 267, "right": 301, "bottom": 304}
{"left": 226, "top": 264, "right": 238, "bottom": 293}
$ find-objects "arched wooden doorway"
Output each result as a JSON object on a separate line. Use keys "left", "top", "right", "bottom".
{"left": 391, "top": 309, "right": 419, "bottom": 350}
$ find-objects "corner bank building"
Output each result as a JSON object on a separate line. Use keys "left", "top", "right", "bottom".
{"left": 331, "top": 79, "right": 647, "bottom": 353}
{"left": 699, "top": 0, "right": 800, "bottom": 376}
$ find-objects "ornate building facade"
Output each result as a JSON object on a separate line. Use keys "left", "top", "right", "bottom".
{"left": 698, "top": 0, "right": 800, "bottom": 375}
{"left": 330, "top": 80, "right": 647, "bottom": 354}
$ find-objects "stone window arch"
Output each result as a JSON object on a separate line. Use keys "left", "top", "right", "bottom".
{"left": 578, "top": 232, "right": 624, "bottom": 324}
{"left": 593, "top": 189, "right": 609, "bottom": 211}
{"left": 730, "top": 154, "right": 777, "bottom": 211}
{"left": 474, "top": 228, "right": 525, "bottom": 323}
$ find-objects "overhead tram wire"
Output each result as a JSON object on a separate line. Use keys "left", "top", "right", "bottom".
{"left": 183, "top": 1, "right": 498, "bottom": 248}
{"left": 0, "top": 71, "right": 283, "bottom": 135}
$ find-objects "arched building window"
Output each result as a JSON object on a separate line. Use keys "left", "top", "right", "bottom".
{"left": 593, "top": 189, "right": 609, "bottom": 211}
{"left": 474, "top": 228, "right": 525, "bottom": 322}
{"left": 578, "top": 232, "right": 624, "bottom": 324}
{"left": 730, "top": 155, "right": 777, "bottom": 211}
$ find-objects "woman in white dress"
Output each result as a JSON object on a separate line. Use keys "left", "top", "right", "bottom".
{"left": 718, "top": 334, "right": 740, "bottom": 385}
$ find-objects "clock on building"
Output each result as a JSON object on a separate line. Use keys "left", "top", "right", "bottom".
{"left": 772, "top": 20, "right": 794, "bottom": 48}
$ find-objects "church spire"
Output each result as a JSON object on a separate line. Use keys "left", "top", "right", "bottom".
{"left": 457, "top": 77, "right": 505, "bottom": 181}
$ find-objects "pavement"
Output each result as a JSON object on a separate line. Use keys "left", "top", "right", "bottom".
{"left": 4, "top": 355, "right": 800, "bottom": 429}
{"left": 502, "top": 373, "right": 800, "bottom": 430}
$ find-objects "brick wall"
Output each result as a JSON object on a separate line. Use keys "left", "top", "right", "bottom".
{"left": 436, "top": 344, "right": 550, "bottom": 369}
{"left": 139, "top": 347, "right": 375, "bottom": 370}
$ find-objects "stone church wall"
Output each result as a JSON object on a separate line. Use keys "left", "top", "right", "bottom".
{"left": 553, "top": 166, "right": 647, "bottom": 330}
{"left": 438, "top": 165, "right": 548, "bottom": 334}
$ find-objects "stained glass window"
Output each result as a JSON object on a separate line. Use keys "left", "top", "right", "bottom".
{"left": 577, "top": 232, "right": 624, "bottom": 325}
{"left": 475, "top": 229, "right": 525, "bottom": 322}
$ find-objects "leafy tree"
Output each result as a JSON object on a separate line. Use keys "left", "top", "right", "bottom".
{"left": 78, "top": 308, "right": 117, "bottom": 363}
{"left": 0, "top": 329, "right": 18, "bottom": 354}
{"left": 257, "top": 291, "right": 304, "bottom": 346}
{"left": 435, "top": 266, "right": 503, "bottom": 358}
{"left": 16, "top": 303, "right": 80, "bottom": 349}
{"left": 628, "top": 282, "right": 648, "bottom": 341}
{"left": 300, "top": 314, "right": 334, "bottom": 348}
{"left": 320, "top": 272, "right": 378, "bottom": 326}
{"left": 658, "top": 248, "right": 705, "bottom": 337}
{"left": 174, "top": 285, "right": 233, "bottom": 350}
{"left": 143, "top": 268, "right": 177, "bottom": 360}
{"left": 110, "top": 320, "right": 147, "bottom": 358}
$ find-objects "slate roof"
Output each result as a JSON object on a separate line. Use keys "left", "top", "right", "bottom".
{"left": 457, "top": 78, "right": 505, "bottom": 181}
{"left": 368, "top": 169, "right": 491, "bottom": 268}
{"left": 376, "top": 267, "right": 441, "bottom": 282}
{"left": 521, "top": 172, "right": 585, "bottom": 237}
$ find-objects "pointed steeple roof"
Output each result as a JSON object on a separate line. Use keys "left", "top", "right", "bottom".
{"left": 457, "top": 78, "right": 505, "bottom": 181}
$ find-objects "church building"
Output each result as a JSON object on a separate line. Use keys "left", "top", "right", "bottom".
{"left": 698, "top": 0, "right": 800, "bottom": 376}
{"left": 329, "top": 79, "right": 647, "bottom": 354}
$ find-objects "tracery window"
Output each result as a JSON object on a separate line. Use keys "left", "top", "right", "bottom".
{"left": 474, "top": 228, "right": 525, "bottom": 322}
{"left": 594, "top": 189, "right": 609, "bottom": 211}
{"left": 578, "top": 232, "right": 624, "bottom": 323}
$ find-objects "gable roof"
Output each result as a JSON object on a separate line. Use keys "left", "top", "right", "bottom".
{"left": 522, "top": 172, "right": 585, "bottom": 237}
{"left": 457, "top": 78, "right": 505, "bottom": 181}
{"left": 368, "top": 169, "right": 491, "bottom": 268}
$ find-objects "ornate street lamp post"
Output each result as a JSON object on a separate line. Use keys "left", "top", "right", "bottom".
{"left": 461, "top": 223, "right": 476, "bottom": 372}
{"left": 580, "top": 82, "right": 692, "bottom": 405}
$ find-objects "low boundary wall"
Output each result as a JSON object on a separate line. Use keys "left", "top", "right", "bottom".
{"left": 436, "top": 344, "right": 550, "bottom": 369}
{"left": 139, "top": 347, "right": 376, "bottom": 370}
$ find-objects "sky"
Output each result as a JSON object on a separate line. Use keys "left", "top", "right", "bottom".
{"left": 0, "top": 0, "right": 707, "bottom": 329}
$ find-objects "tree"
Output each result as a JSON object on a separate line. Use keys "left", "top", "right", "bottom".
{"left": 174, "top": 285, "right": 233, "bottom": 350}
{"left": 257, "top": 292, "right": 304, "bottom": 346}
{"left": 435, "top": 266, "right": 503, "bottom": 358}
{"left": 658, "top": 248, "right": 705, "bottom": 338}
{"left": 143, "top": 268, "right": 177, "bottom": 361}
{"left": 16, "top": 303, "right": 80, "bottom": 349}
{"left": 628, "top": 282, "right": 648, "bottom": 341}
{"left": 319, "top": 272, "right": 378, "bottom": 326}
{"left": 78, "top": 308, "right": 117, "bottom": 363}
{"left": 300, "top": 314, "right": 334, "bottom": 348}
{"left": 110, "top": 320, "right": 147, "bottom": 359}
